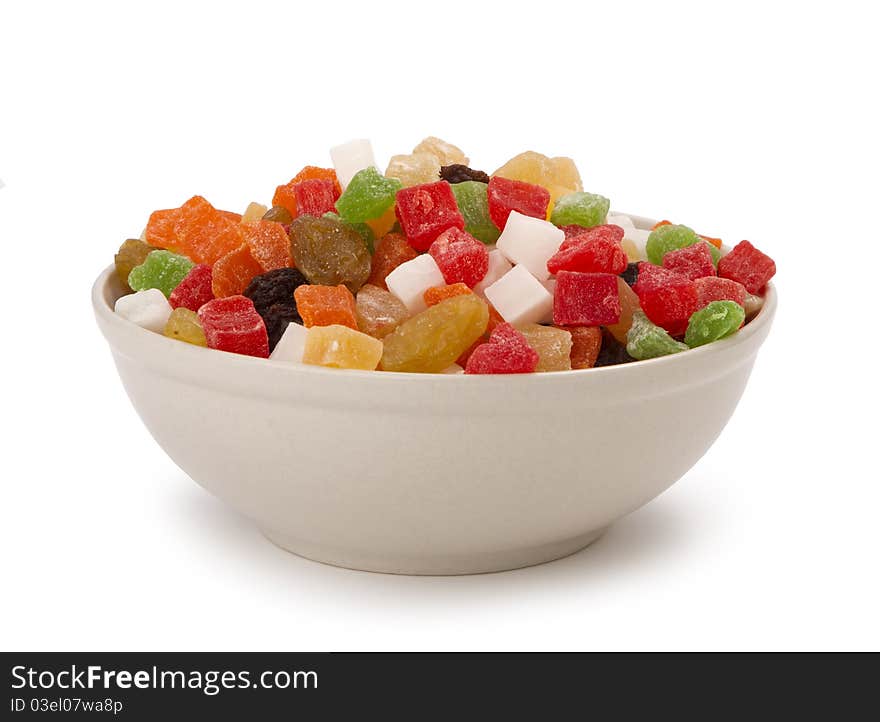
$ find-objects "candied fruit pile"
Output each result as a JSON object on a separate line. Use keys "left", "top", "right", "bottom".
{"left": 112, "top": 137, "right": 776, "bottom": 373}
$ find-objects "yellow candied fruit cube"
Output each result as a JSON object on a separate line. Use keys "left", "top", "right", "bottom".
{"left": 515, "top": 324, "right": 572, "bottom": 372}
{"left": 385, "top": 153, "right": 441, "bottom": 188}
{"left": 242, "top": 201, "right": 268, "bottom": 223}
{"left": 365, "top": 205, "right": 397, "bottom": 238}
{"left": 303, "top": 324, "right": 384, "bottom": 370}
{"left": 412, "top": 136, "right": 469, "bottom": 166}
{"left": 164, "top": 307, "right": 207, "bottom": 346}
{"left": 494, "top": 151, "right": 583, "bottom": 213}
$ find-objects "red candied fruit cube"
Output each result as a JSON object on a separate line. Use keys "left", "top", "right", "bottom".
{"left": 487, "top": 176, "right": 550, "bottom": 231}
{"left": 169, "top": 264, "right": 214, "bottom": 312}
{"left": 428, "top": 227, "right": 490, "bottom": 288}
{"left": 273, "top": 167, "right": 342, "bottom": 216}
{"left": 553, "top": 271, "right": 621, "bottom": 327}
{"left": 367, "top": 232, "right": 419, "bottom": 289}
{"left": 293, "top": 178, "right": 340, "bottom": 218}
{"left": 241, "top": 220, "right": 293, "bottom": 271}
{"left": 198, "top": 295, "right": 269, "bottom": 358}
{"left": 633, "top": 262, "right": 698, "bottom": 336}
{"left": 662, "top": 241, "right": 716, "bottom": 281}
{"left": 547, "top": 224, "right": 627, "bottom": 275}
{"left": 395, "top": 181, "right": 465, "bottom": 252}
{"left": 694, "top": 276, "right": 747, "bottom": 308}
{"left": 717, "top": 241, "right": 776, "bottom": 294}
{"left": 465, "top": 323, "right": 539, "bottom": 375}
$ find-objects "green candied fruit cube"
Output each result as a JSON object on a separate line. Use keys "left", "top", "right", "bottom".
{"left": 549, "top": 191, "right": 610, "bottom": 229}
{"left": 684, "top": 300, "right": 745, "bottom": 348}
{"left": 128, "top": 249, "right": 194, "bottom": 298}
{"left": 322, "top": 212, "right": 375, "bottom": 253}
{"left": 334, "top": 167, "right": 402, "bottom": 224}
{"left": 451, "top": 181, "right": 499, "bottom": 244}
{"left": 646, "top": 224, "right": 700, "bottom": 265}
{"left": 626, "top": 310, "right": 689, "bottom": 360}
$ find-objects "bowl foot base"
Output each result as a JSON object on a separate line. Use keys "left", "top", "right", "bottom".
{"left": 259, "top": 527, "right": 608, "bottom": 576}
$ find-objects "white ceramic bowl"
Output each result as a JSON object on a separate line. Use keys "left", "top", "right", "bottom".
{"left": 93, "top": 217, "right": 776, "bottom": 575}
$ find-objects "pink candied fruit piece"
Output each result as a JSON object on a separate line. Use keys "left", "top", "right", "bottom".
{"left": 487, "top": 176, "right": 550, "bottom": 231}
{"left": 633, "top": 262, "right": 698, "bottom": 336}
{"left": 197, "top": 295, "right": 269, "bottom": 358}
{"left": 428, "top": 227, "right": 490, "bottom": 288}
{"left": 169, "top": 264, "right": 214, "bottom": 312}
{"left": 717, "top": 240, "right": 776, "bottom": 294}
{"left": 547, "top": 224, "right": 627, "bottom": 275}
{"left": 553, "top": 271, "right": 621, "bottom": 327}
{"left": 394, "top": 181, "right": 465, "bottom": 252}
{"left": 465, "top": 323, "right": 539, "bottom": 374}
{"left": 694, "top": 276, "right": 747, "bottom": 308}
{"left": 294, "top": 178, "right": 340, "bottom": 218}
{"left": 662, "top": 242, "right": 716, "bottom": 281}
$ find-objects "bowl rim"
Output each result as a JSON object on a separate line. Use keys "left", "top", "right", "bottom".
{"left": 93, "top": 261, "right": 776, "bottom": 384}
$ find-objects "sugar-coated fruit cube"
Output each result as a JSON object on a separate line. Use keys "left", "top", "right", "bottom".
{"left": 604, "top": 277, "right": 642, "bottom": 344}
{"left": 717, "top": 240, "right": 776, "bottom": 294}
{"left": 156, "top": 196, "right": 244, "bottom": 265}
{"left": 114, "top": 239, "right": 155, "bottom": 291}
{"left": 212, "top": 245, "right": 264, "bottom": 298}
{"left": 291, "top": 178, "right": 340, "bottom": 218}
{"left": 273, "top": 167, "right": 342, "bottom": 216}
{"left": 621, "top": 226, "right": 651, "bottom": 261}
{"left": 364, "top": 206, "right": 397, "bottom": 239}
{"left": 549, "top": 192, "right": 610, "bottom": 229}
{"left": 269, "top": 321, "right": 308, "bottom": 362}
{"left": 451, "top": 181, "right": 500, "bottom": 244}
{"left": 645, "top": 223, "right": 700, "bottom": 265}
{"left": 412, "top": 136, "right": 468, "bottom": 166}
{"left": 197, "top": 295, "right": 269, "bottom": 358}
{"left": 294, "top": 284, "right": 358, "bottom": 329}
{"left": 487, "top": 176, "right": 551, "bottom": 230}
{"left": 164, "top": 307, "right": 207, "bottom": 346}
{"left": 553, "top": 271, "right": 621, "bottom": 327}
{"left": 381, "top": 294, "right": 489, "bottom": 373}
{"left": 546, "top": 224, "right": 627, "bottom": 275}
{"left": 394, "top": 181, "right": 465, "bottom": 252}
{"left": 562, "top": 326, "right": 603, "bottom": 369}
{"left": 428, "top": 227, "right": 490, "bottom": 288}
{"left": 355, "top": 284, "right": 410, "bottom": 339}
{"left": 694, "top": 276, "right": 747, "bottom": 309}
{"left": 464, "top": 323, "right": 539, "bottom": 375}
{"left": 495, "top": 211, "right": 564, "bottom": 281}
{"left": 626, "top": 310, "right": 689, "bottom": 360}
{"left": 335, "top": 167, "right": 402, "bottom": 224}
{"left": 303, "top": 325, "right": 384, "bottom": 370}
{"left": 367, "top": 232, "right": 419, "bottom": 289}
{"left": 662, "top": 241, "right": 715, "bottom": 281}
{"left": 114, "top": 289, "right": 173, "bottom": 333}
{"left": 128, "top": 249, "right": 194, "bottom": 298}
{"left": 684, "top": 300, "right": 746, "bottom": 348}
{"left": 472, "top": 249, "right": 513, "bottom": 297}
{"left": 169, "top": 263, "right": 213, "bottom": 312}
{"left": 330, "top": 139, "right": 377, "bottom": 189}
{"left": 493, "top": 151, "right": 582, "bottom": 209}
{"left": 484, "top": 264, "right": 554, "bottom": 325}
{"left": 385, "top": 251, "right": 446, "bottom": 314}
{"left": 424, "top": 283, "right": 472, "bottom": 307}
{"left": 242, "top": 220, "right": 293, "bottom": 271}
{"left": 242, "top": 202, "right": 268, "bottom": 223}
{"left": 516, "top": 324, "right": 572, "bottom": 372}
{"left": 633, "top": 262, "right": 699, "bottom": 336}
{"left": 289, "top": 215, "right": 371, "bottom": 293}
{"left": 385, "top": 153, "right": 441, "bottom": 188}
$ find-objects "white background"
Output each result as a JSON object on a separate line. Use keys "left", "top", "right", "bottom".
{"left": 2, "top": 1, "right": 877, "bottom": 651}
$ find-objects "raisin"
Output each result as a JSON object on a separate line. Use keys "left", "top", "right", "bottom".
{"left": 619, "top": 262, "right": 639, "bottom": 287}
{"left": 263, "top": 304, "right": 302, "bottom": 352}
{"left": 243, "top": 268, "right": 308, "bottom": 315}
{"left": 594, "top": 328, "right": 636, "bottom": 367}
{"left": 439, "top": 164, "right": 491, "bottom": 184}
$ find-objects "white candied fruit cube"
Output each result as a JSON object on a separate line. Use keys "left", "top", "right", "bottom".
{"left": 385, "top": 253, "right": 445, "bottom": 314}
{"left": 270, "top": 322, "right": 308, "bottom": 362}
{"left": 114, "top": 289, "right": 172, "bottom": 333}
{"left": 484, "top": 264, "right": 553, "bottom": 325}
{"left": 329, "top": 139, "right": 377, "bottom": 189}
{"left": 472, "top": 249, "right": 513, "bottom": 297}
{"left": 623, "top": 227, "right": 651, "bottom": 261}
{"left": 540, "top": 278, "right": 557, "bottom": 324}
{"left": 496, "top": 211, "right": 564, "bottom": 281}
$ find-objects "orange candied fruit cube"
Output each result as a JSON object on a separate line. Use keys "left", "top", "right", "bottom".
{"left": 241, "top": 220, "right": 293, "bottom": 272}
{"left": 367, "top": 232, "right": 418, "bottom": 289}
{"left": 145, "top": 207, "right": 181, "bottom": 250}
{"left": 212, "top": 245, "right": 264, "bottom": 298}
{"left": 651, "top": 219, "right": 672, "bottom": 230}
{"left": 424, "top": 283, "right": 472, "bottom": 307}
{"left": 293, "top": 284, "right": 357, "bottom": 329}
{"left": 699, "top": 233, "right": 723, "bottom": 249}
{"left": 365, "top": 205, "right": 397, "bottom": 238}
{"left": 149, "top": 196, "right": 244, "bottom": 265}
{"left": 273, "top": 166, "right": 342, "bottom": 216}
